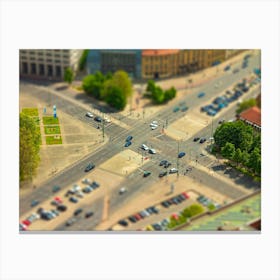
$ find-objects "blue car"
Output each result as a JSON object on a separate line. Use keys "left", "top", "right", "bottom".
{"left": 207, "top": 109, "right": 217, "bottom": 116}
{"left": 124, "top": 141, "right": 132, "bottom": 147}
{"left": 126, "top": 136, "right": 133, "bottom": 142}
{"left": 224, "top": 65, "right": 231, "bottom": 71}
{"left": 197, "top": 92, "right": 205, "bottom": 98}
{"left": 178, "top": 152, "right": 186, "bottom": 158}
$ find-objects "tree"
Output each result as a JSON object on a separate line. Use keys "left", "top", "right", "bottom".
{"left": 111, "top": 70, "right": 132, "bottom": 98}
{"left": 151, "top": 86, "right": 165, "bottom": 104}
{"left": 248, "top": 147, "right": 261, "bottom": 175}
{"left": 64, "top": 67, "right": 74, "bottom": 85}
{"left": 233, "top": 148, "right": 243, "bottom": 166}
{"left": 146, "top": 80, "right": 156, "bottom": 93}
{"left": 164, "top": 86, "right": 176, "bottom": 102}
{"left": 236, "top": 98, "right": 257, "bottom": 114}
{"left": 241, "top": 150, "right": 250, "bottom": 166}
{"left": 221, "top": 142, "right": 236, "bottom": 160}
{"left": 20, "top": 113, "right": 41, "bottom": 184}
{"left": 105, "top": 85, "right": 127, "bottom": 110}
{"left": 78, "top": 49, "right": 89, "bottom": 71}
{"left": 82, "top": 73, "right": 104, "bottom": 99}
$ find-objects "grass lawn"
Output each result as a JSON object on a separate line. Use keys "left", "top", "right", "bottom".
{"left": 46, "top": 135, "right": 63, "bottom": 145}
{"left": 22, "top": 108, "right": 39, "bottom": 117}
{"left": 43, "top": 116, "right": 59, "bottom": 125}
{"left": 36, "top": 126, "right": 42, "bottom": 144}
{"left": 44, "top": 126, "right": 61, "bottom": 135}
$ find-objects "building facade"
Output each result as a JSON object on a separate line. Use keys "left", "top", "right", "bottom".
{"left": 86, "top": 50, "right": 142, "bottom": 79}
{"left": 20, "top": 49, "right": 83, "bottom": 80}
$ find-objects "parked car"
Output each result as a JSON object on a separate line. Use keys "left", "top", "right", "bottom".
{"left": 119, "top": 187, "right": 127, "bottom": 195}
{"left": 173, "top": 106, "right": 180, "bottom": 112}
{"left": 143, "top": 171, "right": 151, "bottom": 177}
{"left": 86, "top": 112, "right": 94, "bottom": 118}
{"left": 181, "top": 106, "right": 189, "bottom": 112}
{"left": 141, "top": 144, "right": 149, "bottom": 151}
{"left": 178, "top": 152, "right": 186, "bottom": 158}
{"left": 126, "top": 135, "right": 133, "bottom": 142}
{"left": 26, "top": 213, "right": 40, "bottom": 223}
{"left": 159, "top": 160, "right": 168, "bottom": 166}
{"left": 199, "top": 138, "right": 206, "bottom": 144}
{"left": 124, "top": 141, "right": 132, "bottom": 147}
{"left": 159, "top": 171, "right": 168, "bottom": 177}
{"left": 224, "top": 65, "right": 231, "bottom": 71}
{"left": 52, "top": 185, "right": 61, "bottom": 193}
{"left": 161, "top": 201, "right": 170, "bottom": 208}
{"left": 128, "top": 216, "right": 137, "bottom": 223}
{"left": 74, "top": 208, "right": 83, "bottom": 216}
{"left": 82, "top": 186, "right": 92, "bottom": 193}
{"left": 85, "top": 163, "right": 95, "bottom": 172}
{"left": 169, "top": 168, "right": 178, "bottom": 174}
{"left": 75, "top": 191, "right": 84, "bottom": 198}
{"left": 85, "top": 211, "right": 94, "bottom": 218}
{"left": 22, "top": 219, "right": 31, "bottom": 226}
{"left": 82, "top": 178, "right": 91, "bottom": 184}
{"left": 69, "top": 197, "right": 79, "bottom": 203}
{"left": 149, "top": 148, "right": 156, "bottom": 154}
{"left": 197, "top": 92, "right": 205, "bottom": 98}
{"left": 193, "top": 137, "right": 200, "bottom": 142}
{"left": 30, "top": 200, "right": 39, "bottom": 207}
{"left": 152, "top": 223, "right": 163, "bottom": 231}
{"left": 94, "top": 116, "right": 102, "bottom": 122}
{"left": 66, "top": 218, "right": 76, "bottom": 226}
{"left": 182, "top": 192, "right": 190, "bottom": 199}
{"left": 163, "top": 161, "right": 171, "bottom": 168}
{"left": 57, "top": 204, "right": 67, "bottom": 212}
{"left": 90, "top": 181, "right": 100, "bottom": 189}
{"left": 118, "top": 219, "right": 129, "bottom": 227}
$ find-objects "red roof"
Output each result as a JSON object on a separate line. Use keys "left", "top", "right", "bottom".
{"left": 239, "top": 106, "right": 261, "bottom": 127}
{"left": 142, "top": 49, "right": 179, "bottom": 56}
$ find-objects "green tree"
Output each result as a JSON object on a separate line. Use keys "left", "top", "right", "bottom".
{"left": 146, "top": 80, "right": 156, "bottom": 93}
{"left": 111, "top": 70, "right": 132, "bottom": 98}
{"left": 241, "top": 150, "right": 250, "bottom": 166}
{"left": 152, "top": 86, "right": 165, "bottom": 104}
{"left": 82, "top": 73, "right": 104, "bottom": 99}
{"left": 78, "top": 49, "right": 89, "bottom": 71}
{"left": 64, "top": 67, "right": 74, "bottom": 85}
{"left": 164, "top": 86, "right": 177, "bottom": 101}
{"left": 105, "top": 85, "right": 127, "bottom": 110}
{"left": 233, "top": 148, "right": 243, "bottom": 166}
{"left": 248, "top": 147, "right": 261, "bottom": 175}
{"left": 221, "top": 142, "right": 236, "bottom": 160}
{"left": 236, "top": 98, "right": 257, "bottom": 114}
{"left": 20, "top": 113, "right": 41, "bottom": 184}
{"left": 182, "top": 204, "right": 204, "bottom": 218}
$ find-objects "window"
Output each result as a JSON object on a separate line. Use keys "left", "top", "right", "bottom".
{"left": 55, "top": 66, "right": 61, "bottom": 77}
{"left": 55, "top": 60, "right": 61, "bottom": 64}
{"left": 46, "top": 52, "right": 52, "bottom": 57}
{"left": 39, "top": 64, "right": 45, "bottom": 75}
{"left": 31, "top": 63, "right": 36, "bottom": 74}
{"left": 46, "top": 59, "right": 52, "bottom": 63}
{"left": 47, "top": 65, "right": 53, "bottom": 77}
{"left": 22, "top": 62, "right": 28, "bottom": 74}
{"left": 30, "top": 57, "right": 36, "bottom": 61}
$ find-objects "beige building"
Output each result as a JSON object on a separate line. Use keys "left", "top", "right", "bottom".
{"left": 20, "top": 49, "right": 83, "bottom": 80}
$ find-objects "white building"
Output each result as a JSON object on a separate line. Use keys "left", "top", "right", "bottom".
{"left": 20, "top": 49, "right": 83, "bottom": 80}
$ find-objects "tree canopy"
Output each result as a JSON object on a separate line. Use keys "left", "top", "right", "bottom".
{"left": 20, "top": 113, "right": 41, "bottom": 184}
{"left": 236, "top": 98, "right": 256, "bottom": 114}
{"left": 64, "top": 67, "right": 74, "bottom": 85}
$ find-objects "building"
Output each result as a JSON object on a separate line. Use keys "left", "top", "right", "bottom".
{"left": 20, "top": 49, "right": 83, "bottom": 80}
{"left": 141, "top": 49, "right": 181, "bottom": 79}
{"left": 225, "top": 49, "right": 246, "bottom": 59}
{"left": 86, "top": 50, "right": 142, "bottom": 79}
{"left": 238, "top": 106, "right": 261, "bottom": 130}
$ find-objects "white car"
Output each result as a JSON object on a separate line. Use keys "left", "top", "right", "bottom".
{"left": 141, "top": 144, "right": 149, "bottom": 151}
{"left": 149, "top": 148, "right": 156, "bottom": 154}
{"left": 82, "top": 178, "right": 91, "bottom": 184}
{"left": 151, "top": 124, "right": 158, "bottom": 130}
{"left": 104, "top": 117, "right": 111, "bottom": 123}
{"left": 86, "top": 112, "right": 94, "bottom": 118}
{"left": 71, "top": 184, "right": 81, "bottom": 193}
{"left": 150, "top": 121, "right": 158, "bottom": 127}
{"left": 76, "top": 191, "right": 84, "bottom": 198}
{"left": 119, "top": 187, "right": 127, "bottom": 195}
{"left": 169, "top": 168, "right": 178, "bottom": 174}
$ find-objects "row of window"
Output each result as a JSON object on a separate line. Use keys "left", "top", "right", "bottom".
{"left": 21, "top": 62, "right": 65, "bottom": 77}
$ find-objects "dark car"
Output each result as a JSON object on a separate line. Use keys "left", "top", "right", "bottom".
{"left": 126, "top": 135, "right": 133, "bottom": 142}
{"left": 85, "top": 211, "right": 94, "bottom": 218}
{"left": 74, "top": 208, "right": 83, "bottom": 216}
{"left": 41, "top": 212, "right": 53, "bottom": 221}
{"left": 66, "top": 218, "right": 76, "bottom": 226}
{"left": 82, "top": 186, "right": 92, "bottom": 193}
{"left": 161, "top": 201, "right": 170, "bottom": 208}
{"left": 85, "top": 163, "right": 95, "bottom": 172}
{"left": 159, "top": 160, "right": 168, "bottom": 166}
{"left": 178, "top": 152, "right": 186, "bottom": 158}
{"left": 94, "top": 116, "right": 102, "bottom": 122}
{"left": 90, "top": 181, "right": 100, "bottom": 189}
{"left": 197, "top": 92, "right": 205, "bottom": 98}
{"left": 173, "top": 106, "right": 180, "bottom": 113}
{"left": 181, "top": 106, "right": 189, "bottom": 112}
{"left": 152, "top": 223, "right": 163, "bottom": 231}
{"left": 118, "top": 219, "right": 129, "bottom": 227}
{"left": 199, "top": 138, "right": 207, "bottom": 144}
{"left": 163, "top": 161, "right": 172, "bottom": 168}
{"left": 57, "top": 204, "right": 67, "bottom": 212}
{"left": 30, "top": 200, "right": 39, "bottom": 207}
{"left": 37, "top": 207, "right": 44, "bottom": 214}
{"left": 159, "top": 171, "right": 168, "bottom": 177}
{"left": 52, "top": 185, "right": 61, "bottom": 193}
{"left": 224, "top": 65, "right": 231, "bottom": 71}
{"left": 193, "top": 137, "right": 200, "bottom": 142}
{"left": 69, "top": 197, "right": 78, "bottom": 203}
{"left": 143, "top": 171, "right": 151, "bottom": 177}
{"left": 150, "top": 206, "right": 159, "bottom": 214}
{"left": 124, "top": 141, "right": 132, "bottom": 147}
{"left": 128, "top": 216, "right": 137, "bottom": 223}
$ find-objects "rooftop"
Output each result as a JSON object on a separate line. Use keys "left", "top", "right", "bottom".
{"left": 239, "top": 106, "right": 261, "bottom": 127}
{"left": 142, "top": 49, "right": 180, "bottom": 56}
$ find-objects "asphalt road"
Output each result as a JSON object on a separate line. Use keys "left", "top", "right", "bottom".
{"left": 20, "top": 53, "right": 261, "bottom": 230}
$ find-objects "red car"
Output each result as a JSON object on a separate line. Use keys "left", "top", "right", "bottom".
{"left": 22, "top": 220, "right": 31, "bottom": 226}
{"left": 54, "top": 196, "right": 63, "bottom": 203}
{"left": 134, "top": 213, "right": 142, "bottom": 221}
{"left": 171, "top": 213, "right": 179, "bottom": 220}
{"left": 182, "top": 192, "right": 190, "bottom": 199}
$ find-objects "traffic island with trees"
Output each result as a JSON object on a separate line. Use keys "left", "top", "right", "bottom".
{"left": 213, "top": 120, "right": 261, "bottom": 181}
{"left": 145, "top": 80, "right": 177, "bottom": 104}
{"left": 20, "top": 112, "right": 41, "bottom": 187}
{"left": 82, "top": 70, "right": 132, "bottom": 110}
